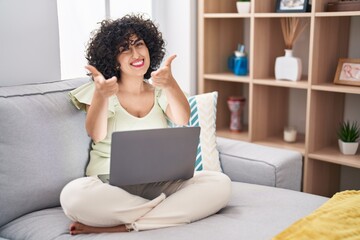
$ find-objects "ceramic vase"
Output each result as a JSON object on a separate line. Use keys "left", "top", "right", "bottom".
{"left": 227, "top": 97, "right": 246, "bottom": 132}
{"left": 338, "top": 139, "right": 359, "bottom": 155}
{"left": 275, "top": 49, "right": 302, "bottom": 81}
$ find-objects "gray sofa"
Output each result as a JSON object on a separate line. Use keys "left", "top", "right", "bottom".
{"left": 0, "top": 78, "right": 328, "bottom": 240}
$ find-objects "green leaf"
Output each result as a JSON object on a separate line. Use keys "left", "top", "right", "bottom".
{"left": 338, "top": 120, "right": 360, "bottom": 142}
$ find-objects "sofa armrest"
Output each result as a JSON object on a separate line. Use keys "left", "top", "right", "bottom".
{"left": 216, "top": 137, "right": 302, "bottom": 191}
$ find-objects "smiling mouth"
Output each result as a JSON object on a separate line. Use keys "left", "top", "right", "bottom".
{"left": 131, "top": 59, "right": 145, "bottom": 68}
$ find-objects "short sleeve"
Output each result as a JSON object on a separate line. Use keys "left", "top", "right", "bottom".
{"left": 156, "top": 87, "right": 190, "bottom": 113}
{"left": 68, "top": 81, "right": 116, "bottom": 117}
{"left": 156, "top": 88, "right": 168, "bottom": 112}
{"left": 69, "top": 82, "right": 94, "bottom": 111}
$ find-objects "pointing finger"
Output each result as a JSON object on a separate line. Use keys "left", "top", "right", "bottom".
{"left": 163, "top": 54, "right": 177, "bottom": 67}
{"left": 85, "top": 65, "right": 102, "bottom": 77}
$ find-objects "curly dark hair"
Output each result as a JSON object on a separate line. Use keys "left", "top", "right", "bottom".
{"left": 86, "top": 14, "right": 166, "bottom": 80}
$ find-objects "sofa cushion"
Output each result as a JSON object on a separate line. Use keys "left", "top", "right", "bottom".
{"left": 0, "top": 182, "right": 328, "bottom": 240}
{"left": 169, "top": 92, "right": 221, "bottom": 172}
{"left": 0, "top": 78, "right": 91, "bottom": 227}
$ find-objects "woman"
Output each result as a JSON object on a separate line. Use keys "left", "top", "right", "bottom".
{"left": 60, "top": 14, "right": 231, "bottom": 235}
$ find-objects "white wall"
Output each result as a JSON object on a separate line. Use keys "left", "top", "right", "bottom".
{"left": 110, "top": 0, "right": 152, "bottom": 18}
{"left": 152, "top": 0, "right": 197, "bottom": 94}
{"left": 56, "top": 0, "right": 196, "bottom": 94}
{"left": 0, "top": 0, "right": 61, "bottom": 86}
{"left": 57, "top": 0, "right": 105, "bottom": 80}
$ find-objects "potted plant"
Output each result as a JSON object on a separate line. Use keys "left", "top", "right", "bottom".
{"left": 237, "top": 0, "right": 251, "bottom": 14}
{"left": 337, "top": 120, "right": 360, "bottom": 155}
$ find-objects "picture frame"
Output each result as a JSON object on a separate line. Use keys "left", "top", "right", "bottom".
{"left": 334, "top": 58, "right": 360, "bottom": 87}
{"left": 276, "top": 0, "right": 309, "bottom": 13}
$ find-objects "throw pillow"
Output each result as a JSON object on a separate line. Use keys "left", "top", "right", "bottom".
{"left": 168, "top": 91, "right": 222, "bottom": 172}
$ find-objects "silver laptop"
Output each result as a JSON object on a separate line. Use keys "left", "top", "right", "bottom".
{"left": 98, "top": 127, "right": 200, "bottom": 187}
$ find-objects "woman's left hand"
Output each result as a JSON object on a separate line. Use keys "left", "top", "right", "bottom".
{"left": 150, "top": 54, "right": 177, "bottom": 89}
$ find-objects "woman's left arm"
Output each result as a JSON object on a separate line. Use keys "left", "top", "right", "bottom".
{"left": 151, "top": 55, "right": 190, "bottom": 125}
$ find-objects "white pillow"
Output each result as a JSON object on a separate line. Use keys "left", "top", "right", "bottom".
{"left": 168, "top": 91, "right": 222, "bottom": 172}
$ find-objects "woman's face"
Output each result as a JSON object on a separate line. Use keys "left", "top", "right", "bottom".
{"left": 117, "top": 35, "right": 150, "bottom": 79}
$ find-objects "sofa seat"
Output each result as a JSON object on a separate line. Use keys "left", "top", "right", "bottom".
{"left": 0, "top": 182, "right": 327, "bottom": 240}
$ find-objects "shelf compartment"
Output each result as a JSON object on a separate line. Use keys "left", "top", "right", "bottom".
{"left": 204, "top": 80, "right": 249, "bottom": 134}
{"left": 315, "top": 0, "right": 360, "bottom": 14}
{"left": 253, "top": 0, "right": 277, "bottom": 13}
{"left": 303, "top": 157, "right": 341, "bottom": 197}
{"left": 311, "top": 16, "right": 351, "bottom": 85}
{"left": 204, "top": 73, "right": 250, "bottom": 83}
{"left": 253, "top": 17, "right": 310, "bottom": 80}
{"left": 203, "top": 18, "right": 250, "bottom": 74}
{"left": 251, "top": 85, "right": 307, "bottom": 144}
{"left": 203, "top": 0, "right": 238, "bottom": 14}
{"left": 308, "top": 90, "right": 345, "bottom": 151}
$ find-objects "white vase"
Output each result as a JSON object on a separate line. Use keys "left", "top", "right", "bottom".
{"left": 338, "top": 139, "right": 359, "bottom": 155}
{"left": 275, "top": 49, "right": 302, "bottom": 81}
{"left": 236, "top": 2, "right": 251, "bottom": 13}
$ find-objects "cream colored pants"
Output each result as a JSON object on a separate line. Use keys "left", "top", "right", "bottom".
{"left": 60, "top": 170, "right": 231, "bottom": 231}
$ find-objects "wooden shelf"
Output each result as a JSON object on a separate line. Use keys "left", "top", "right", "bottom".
{"left": 254, "top": 13, "right": 312, "bottom": 18}
{"left": 315, "top": 12, "right": 360, "bottom": 17}
{"left": 217, "top": 128, "right": 249, "bottom": 141}
{"left": 198, "top": 0, "right": 360, "bottom": 197}
{"left": 253, "top": 134, "right": 306, "bottom": 155}
{"left": 204, "top": 13, "right": 251, "bottom": 18}
{"left": 312, "top": 83, "right": 360, "bottom": 94}
{"left": 253, "top": 79, "right": 309, "bottom": 89}
{"left": 309, "top": 146, "right": 360, "bottom": 169}
{"left": 204, "top": 73, "right": 250, "bottom": 83}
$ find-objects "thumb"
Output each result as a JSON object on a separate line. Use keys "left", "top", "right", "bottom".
{"left": 107, "top": 76, "right": 118, "bottom": 83}
{"left": 151, "top": 70, "right": 159, "bottom": 78}
{"left": 163, "top": 54, "right": 177, "bottom": 67}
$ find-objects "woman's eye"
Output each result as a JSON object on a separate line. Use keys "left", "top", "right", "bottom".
{"left": 136, "top": 42, "right": 144, "bottom": 47}
{"left": 119, "top": 46, "right": 129, "bottom": 53}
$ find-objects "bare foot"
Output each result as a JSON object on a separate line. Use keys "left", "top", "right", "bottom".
{"left": 69, "top": 222, "right": 130, "bottom": 235}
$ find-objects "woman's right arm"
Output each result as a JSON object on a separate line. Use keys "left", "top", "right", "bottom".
{"left": 85, "top": 65, "right": 118, "bottom": 143}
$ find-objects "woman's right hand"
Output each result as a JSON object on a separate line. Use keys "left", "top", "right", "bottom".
{"left": 85, "top": 65, "right": 118, "bottom": 98}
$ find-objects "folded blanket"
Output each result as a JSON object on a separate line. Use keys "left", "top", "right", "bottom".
{"left": 273, "top": 190, "right": 360, "bottom": 239}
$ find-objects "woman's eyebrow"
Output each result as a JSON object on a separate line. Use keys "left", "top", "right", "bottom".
{"left": 129, "top": 38, "right": 143, "bottom": 45}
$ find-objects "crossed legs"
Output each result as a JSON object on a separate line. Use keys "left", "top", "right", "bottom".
{"left": 60, "top": 171, "right": 231, "bottom": 234}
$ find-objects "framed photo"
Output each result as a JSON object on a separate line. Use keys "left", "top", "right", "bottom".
{"left": 276, "top": 0, "right": 309, "bottom": 13}
{"left": 334, "top": 58, "right": 360, "bottom": 87}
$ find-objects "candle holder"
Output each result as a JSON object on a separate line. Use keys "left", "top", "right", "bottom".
{"left": 284, "top": 126, "right": 297, "bottom": 143}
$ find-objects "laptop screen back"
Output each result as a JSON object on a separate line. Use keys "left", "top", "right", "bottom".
{"left": 109, "top": 127, "right": 200, "bottom": 186}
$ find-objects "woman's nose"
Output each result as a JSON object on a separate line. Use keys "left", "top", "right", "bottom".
{"left": 131, "top": 48, "right": 140, "bottom": 58}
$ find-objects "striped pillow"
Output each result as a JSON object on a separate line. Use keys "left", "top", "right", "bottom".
{"left": 168, "top": 91, "right": 222, "bottom": 172}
